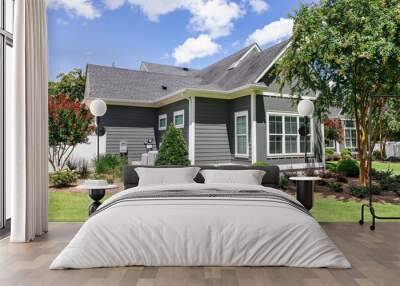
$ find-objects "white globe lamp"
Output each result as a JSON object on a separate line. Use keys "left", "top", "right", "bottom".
{"left": 90, "top": 99, "right": 107, "bottom": 161}
{"left": 90, "top": 99, "right": 107, "bottom": 117}
{"left": 297, "top": 99, "right": 314, "bottom": 117}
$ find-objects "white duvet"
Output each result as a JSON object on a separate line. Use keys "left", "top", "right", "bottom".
{"left": 50, "top": 183, "right": 351, "bottom": 269}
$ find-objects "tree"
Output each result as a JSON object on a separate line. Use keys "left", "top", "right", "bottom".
{"left": 155, "top": 124, "right": 190, "bottom": 166}
{"left": 48, "top": 93, "right": 95, "bottom": 171}
{"left": 324, "top": 118, "right": 344, "bottom": 145}
{"left": 276, "top": 0, "right": 400, "bottom": 186}
{"left": 49, "top": 68, "right": 86, "bottom": 102}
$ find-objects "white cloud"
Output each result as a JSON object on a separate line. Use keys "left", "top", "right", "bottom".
{"left": 47, "top": 0, "right": 100, "bottom": 19}
{"left": 246, "top": 18, "right": 293, "bottom": 46}
{"left": 173, "top": 34, "right": 221, "bottom": 65}
{"left": 103, "top": 0, "right": 244, "bottom": 38}
{"left": 56, "top": 18, "right": 69, "bottom": 26}
{"left": 248, "top": 0, "right": 269, "bottom": 14}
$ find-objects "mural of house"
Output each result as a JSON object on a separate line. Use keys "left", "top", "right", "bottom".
{"left": 84, "top": 41, "right": 324, "bottom": 170}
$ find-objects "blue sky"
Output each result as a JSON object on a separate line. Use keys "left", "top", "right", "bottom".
{"left": 47, "top": 0, "right": 314, "bottom": 80}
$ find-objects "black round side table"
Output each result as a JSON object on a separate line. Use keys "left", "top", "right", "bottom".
{"left": 77, "top": 184, "right": 117, "bottom": 215}
{"left": 289, "top": 177, "right": 321, "bottom": 210}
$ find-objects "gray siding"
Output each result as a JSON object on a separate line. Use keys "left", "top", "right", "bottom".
{"left": 157, "top": 100, "right": 189, "bottom": 144}
{"left": 106, "top": 127, "right": 156, "bottom": 162}
{"left": 101, "top": 105, "right": 157, "bottom": 128}
{"left": 195, "top": 124, "right": 232, "bottom": 164}
{"left": 229, "top": 96, "right": 252, "bottom": 164}
{"left": 195, "top": 98, "right": 232, "bottom": 164}
{"left": 256, "top": 95, "right": 323, "bottom": 166}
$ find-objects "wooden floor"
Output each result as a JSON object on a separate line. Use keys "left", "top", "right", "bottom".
{"left": 0, "top": 222, "right": 399, "bottom": 286}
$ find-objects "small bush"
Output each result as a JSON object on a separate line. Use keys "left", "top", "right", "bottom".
{"left": 349, "top": 185, "right": 382, "bottom": 198}
{"left": 336, "top": 159, "right": 360, "bottom": 177}
{"left": 76, "top": 159, "right": 90, "bottom": 179}
{"left": 326, "top": 162, "right": 337, "bottom": 172}
{"left": 320, "top": 170, "right": 334, "bottom": 179}
{"left": 50, "top": 169, "right": 77, "bottom": 188}
{"left": 387, "top": 156, "right": 400, "bottom": 162}
{"left": 252, "top": 161, "right": 271, "bottom": 167}
{"left": 340, "top": 149, "right": 352, "bottom": 160}
{"left": 279, "top": 177, "right": 289, "bottom": 189}
{"left": 95, "top": 154, "right": 128, "bottom": 181}
{"left": 155, "top": 124, "right": 190, "bottom": 166}
{"left": 325, "top": 149, "right": 335, "bottom": 161}
{"left": 67, "top": 159, "right": 78, "bottom": 171}
{"left": 328, "top": 182, "right": 343, "bottom": 193}
{"left": 372, "top": 150, "right": 384, "bottom": 161}
{"left": 336, "top": 174, "right": 348, "bottom": 183}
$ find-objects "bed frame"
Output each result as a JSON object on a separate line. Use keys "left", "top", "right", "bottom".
{"left": 123, "top": 165, "right": 280, "bottom": 189}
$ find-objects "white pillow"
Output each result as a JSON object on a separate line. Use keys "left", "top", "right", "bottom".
{"left": 136, "top": 167, "right": 200, "bottom": 186}
{"left": 200, "top": 169, "right": 265, "bottom": 185}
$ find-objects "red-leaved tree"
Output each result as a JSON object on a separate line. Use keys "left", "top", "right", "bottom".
{"left": 48, "top": 93, "right": 95, "bottom": 171}
{"left": 324, "top": 119, "right": 344, "bottom": 145}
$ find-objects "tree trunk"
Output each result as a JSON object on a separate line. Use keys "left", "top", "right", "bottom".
{"left": 356, "top": 108, "right": 369, "bottom": 187}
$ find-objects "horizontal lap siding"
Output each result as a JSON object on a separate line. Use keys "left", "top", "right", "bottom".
{"left": 157, "top": 100, "right": 189, "bottom": 145}
{"left": 195, "top": 98, "right": 232, "bottom": 164}
{"left": 195, "top": 124, "right": 232, "bottom": 164}
{"left": 106, "top": 127, "right": 156, "bottom": 162}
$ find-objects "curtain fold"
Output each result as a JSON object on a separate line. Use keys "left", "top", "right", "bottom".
{"left": 10, "top": 0, "right": 48, "bottom": 242}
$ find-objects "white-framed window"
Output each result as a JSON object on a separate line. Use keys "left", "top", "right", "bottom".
{"left": 267, "top": 113, "right": 313, "bottom": 156}
{"left": 158, "top": 114, "right": 167, "bottom": 131}
{"left": 235, "top": 111, "right": 249, "bottom": 158}
{"left": 326, "top": 140, "right": 336, "bottom": 149}
{"left": 343, "top": 119, "right": 357, "bottom": 149}
{"left": 173, "top": 110, "right": 185, "bottom": 129}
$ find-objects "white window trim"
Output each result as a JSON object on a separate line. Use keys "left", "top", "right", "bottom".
{"left": 173, "top": 109, "right": 185, "bottom": 129}
{"left": 343, "top": 119, "right": 357, "bottom": 149}
{"left": 325, "top": 140, "right": 336, "bottom": 149}
{"left": 158, "top": 114, "right": 167, "bottom": 131}
{"left": 266, "top": 112, "right": 314, "bottom": 157}
{"left": 235, "top": 110, "right": 249, "bottom": 158}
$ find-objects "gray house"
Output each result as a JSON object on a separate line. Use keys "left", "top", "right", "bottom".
{"left": 85, "top": 41, "right": 324, "bottom": 170}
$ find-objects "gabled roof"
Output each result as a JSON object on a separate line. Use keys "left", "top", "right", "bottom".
{"left": 140, "top": 62, "right": 198, "bottom": 76}
{"left": 86, "top": 41, "right": 290, "bottom": 103}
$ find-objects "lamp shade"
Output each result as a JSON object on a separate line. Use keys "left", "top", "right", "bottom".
{"left": 90, "top": 99, "right": 107, "bottom": 117}
{"left": 297, "top": 99, "right": 314, "bottom": 117}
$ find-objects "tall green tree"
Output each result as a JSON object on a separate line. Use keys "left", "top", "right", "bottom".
{"left": 276, "top": 0, "right": 400, "bottom": 186}
{"left": 49, "top": 68, "right": 86, "bottom": 102}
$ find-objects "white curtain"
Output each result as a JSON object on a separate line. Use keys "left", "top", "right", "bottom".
{"left": 10, "top": 0, "right": 48, "bottom": 242}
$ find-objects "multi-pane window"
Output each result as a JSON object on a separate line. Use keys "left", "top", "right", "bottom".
{"left": 1, "top": 0, "right": 14, "bottom": 229}
{"left": 326, "top": 140, "right": 335, "bottom": 149}
{"left": 173, "top": 110, "right": 184, "bottom": 128}
{"left": 267, "top": 113, "right": 313, "bottom": 155}
{"left": 344, "top": 120, "right": 357, "bottom": 149}
{"left": 235, "top": 111, "right": 248, "bottom": 157}
{"left": 158, "top": 114, "right": 167, "bottom": 131}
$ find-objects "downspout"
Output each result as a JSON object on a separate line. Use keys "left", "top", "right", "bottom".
{"left": 250, "top": 92, "right": 257, "bottom": 164}
{"left": 185, "top": 94, "right": 196, "bottom": 165}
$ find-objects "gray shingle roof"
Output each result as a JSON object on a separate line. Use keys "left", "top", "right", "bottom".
{"left": 140, "top": 62, "right": 198, "bottom": 76}
{"left": 86, "top": 41, "right": 290, "bottom": 102}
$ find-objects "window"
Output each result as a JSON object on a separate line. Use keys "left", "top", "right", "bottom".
{"left": 1, "top": 0, "right": 14, "bottom": 229}
{"left": 343, "top": 120, "right": 357, "bottom": 149}
{"left": 173, "top": 110, "right": 184, "bottom": 129}
{"left": 158, "top": 114, "right": 167, "bottom": 131}
{"left": 267, "top": 113, "right": 313, "bottom": 156}
{"left": 235, "top": 111, "right": 248, "bottom": 157}
{"left": 326, "top": 140, "right": 335, "bottom": 149}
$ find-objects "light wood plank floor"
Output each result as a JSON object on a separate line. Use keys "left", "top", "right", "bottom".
{"left": 0, "top": 222, "right": 399, "bottom": 286}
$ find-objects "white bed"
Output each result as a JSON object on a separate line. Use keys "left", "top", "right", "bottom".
{"left": 50, "top": 183, "right": 351, "bottom": 269}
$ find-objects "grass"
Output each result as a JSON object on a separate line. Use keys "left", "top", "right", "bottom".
{"left": 49, "top": 191, "right": 400, "bottom": 223}
{"left": 326, "top": 160, "right": 400, "bottom": 175}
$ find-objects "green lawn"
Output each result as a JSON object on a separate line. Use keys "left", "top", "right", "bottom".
{"left": 49, "top": 191, "right": 400, "bottom": 222}
{"left": 327, "top": 160, "right": 400, "bottom": 175}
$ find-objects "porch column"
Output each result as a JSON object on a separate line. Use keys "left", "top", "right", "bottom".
{"left": 251, "top": 93, "right": 257, "bottom": 164}
{"left": 188, "top": 96, "right": 196, "bottom": 165}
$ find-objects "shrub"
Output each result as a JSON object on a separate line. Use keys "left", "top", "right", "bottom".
{"left": 49, "top": 169, "right": 77, "bottom": 188}
{"left": 340, "top": 149, "right": 352, "bottom": 160}
{"left": 279, "top": 177, "right": 289, "bottom": 189}
{"left": 328, "top": 182, "right": 343, "bottom": 193}
{"left": 372, "top": 150, "right": 384, "bottom": 161}
{"left": 387, "top": 156, "right": 400, "bottom": 162}
{"left": 252, "top": 161, "right": 271, "bottom": 167}
{"left": 336, "top": 174, "right": 348, "bottom": 183}
{"left": 331, "top": 153, "right": 341, "bottom": 161}
{"left": 155, "top": 124, "right": 190, "bottom": 166}
{"left": 336, "top": 159, "right": 360, "bottom": 177}
{"left": 325, "top": 149, "right": 334, "bottom": 161}
{"left": 67, "top": 159, "right": 78, "bottom": 171}
{"left": 95, "top": 154, "right": 128, "bottom": 181}
{"left": 349, "top": 185, "right": 382, "bottom": 198}
{"left": 76, "top": 159, "right": 89, "bottom": 179}
{"left": 325, "top": 162, "right": 337, "bottom": 172}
